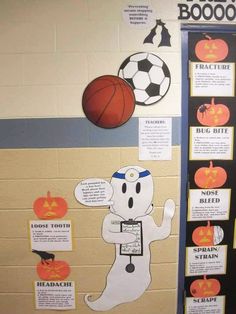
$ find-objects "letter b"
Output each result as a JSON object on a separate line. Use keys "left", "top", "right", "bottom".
{"left": 178, "top": 4, "right": 191, "bottom": 19}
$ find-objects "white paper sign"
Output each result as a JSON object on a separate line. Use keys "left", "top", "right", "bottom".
{"left": 139, "top": 118, "right": 172, "bottom": 160}
{"left": 75, "top": 178, "right": 113, "bottom": 207}
{"left": 189, "top": 127, "right": 234, "bottom": 160}
{"left": 188, "top": 189, "right": 231, "bottom": 221}
{"left": 185, "top": 296, "right": 225, "bottom": 314}
{"left": 34, "top": 281, "right": 75, "bottom": 310}
{"left": 122, "top": 4, "right": 155, "bottom": 28}
{"left": 29, "top": 220, "right": 72, "bottom": 251}
{"left": 120, "top": 221, "right": 143, "bottom": 255}
{"left": 190, "top": 62, "right": 235, "bottom": 97}
{"left": 186, "top": 245, "right": 227, "bottom": 276}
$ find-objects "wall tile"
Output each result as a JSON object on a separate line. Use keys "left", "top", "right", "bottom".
{"left": 56, "top": 21, "right": 119, "bottom": 52}
{"left": 0, "top": 149, "right": 58, "bottom": 179}
{"left": 0, "top": 23, "right": 26, "bottom": 53}
{"left": 0, "top": 179, "right": 77, "bottom": 209}
{"left": 151, "top": 236, "right": 179, "bottom": 263}
{"left": 0, "top": 54, "right": 23, "bottom": 86}
{"left": 56, "top": 53, "right": 88, "bottom": 85}
{"left": 87, "top": 52, "right": 123, "bottom": 80}
{"left": 151, "top": 0, "right": 180, "bottom": 21}
{"left": 56, "top": 85, "right": 85, "bottom": 117}
{"left": 56, "top": 21, "right": 87, "bottom": 52}
{"left": 153, "top": 177, "right": 180, "bottom": 206}
{"left": 0, "top": 22, "right": 55, "bottom": 53}
{"left": 0, "top": 0, "right": 29, "bottom": 22}
{"left": 58, "top": 148, "right": 121, "bottom": 178}
{"left": 26, "top": 0, "right": 88, "bottom": 23}
{"left": 23, "top": 53, "right": 88, "bottom": 85}
{"left": 0, "top": 86, "right": 57, "bottom": 118}
{"left": 87, "top": 22, "right": 119, "bottom": 52}
{"left": 88, "top": 0, "right": 126, "bottom": 21}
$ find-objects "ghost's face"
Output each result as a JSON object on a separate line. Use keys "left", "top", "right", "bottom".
{"left": 110, "top": 166, "right": 153, "bottom": 220}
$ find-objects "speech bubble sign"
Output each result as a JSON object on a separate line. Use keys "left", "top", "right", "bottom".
{"left": 122, "top": 4, "right": 155, "bottom": 29}
{"left": 74, "top": 178, "right": 113, "bottom": 207}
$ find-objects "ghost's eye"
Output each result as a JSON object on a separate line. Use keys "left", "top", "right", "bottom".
{"left": 136, "top": 182, "right": 141, "bottom": 194}
{"left": 122, "top": 183, "right": 127, "bottom": 193}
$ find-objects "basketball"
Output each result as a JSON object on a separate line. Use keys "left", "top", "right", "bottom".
{"left": 82, "top": 75, "right": 135, "bottom": 128}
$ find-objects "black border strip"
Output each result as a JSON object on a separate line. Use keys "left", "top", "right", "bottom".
{"left": 178, "top": 23, "right": 236, "bottom": 314}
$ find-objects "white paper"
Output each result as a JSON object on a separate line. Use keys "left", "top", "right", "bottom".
{"left": 120, "top": 221, "right": 143, "bottom": 255}
{"left": 190, "top": 62, "right": 235, "bottom": 97}
{"left": 188, "top": 189, "right": 231, "bottom": 221}
{"left": 189, "top": 127, "right": 233, "bottom": 160}
{"left": 139, "top": 117, "right": 172, "bottom": 160}
{"left": 122, "top": 4, "right": 155, "bottom": 28}
{"left": 185, "top": 296, "right": 225, "bottom": 314}
{"left": 75, "top": 178, "right": 113, "bottom": 207}
{"left": 34, "top": 281, "right": 75, "bottom": 310}
{"left": 186, "top": 245, "right": 227, "bottom": 276}
{"left": 29, "top": 220, "right": 72, "bottom": 251}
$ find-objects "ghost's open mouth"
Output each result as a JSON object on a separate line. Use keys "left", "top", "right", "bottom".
{"left": 128, "top": 197, "right": 133, "bottom": 208}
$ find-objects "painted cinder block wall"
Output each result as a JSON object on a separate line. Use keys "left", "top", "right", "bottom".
{"left": 0, "top": 1, "right": 181, "bottom": 313}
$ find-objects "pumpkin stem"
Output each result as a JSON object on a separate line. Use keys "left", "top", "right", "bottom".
{"left": 203, "top": 275, "right": 207, "bottom": 280}
{"left": 47, "top": 191, "right": 51, "bottom": 199}
{"left": 204, "top": 34, "right": 212, "bottom": 40}
{"left": 207, "top": 221, "right": 211, "bottom": 227}
{"left": 209, "top": 161, "right": 213, "bottom": 169}
{"left": 211, "top": 98, "right": 215, "bottom": 106}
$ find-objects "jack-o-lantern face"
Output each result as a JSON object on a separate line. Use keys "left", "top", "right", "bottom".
{"left": 197, "top": 98, "right": 230, "bottom": 127}
{"left": 37, "top": 260, "right": 70, "bottom": 281}
{"left": 194, "top": 161, "right": 227, "bottom": 189}
{"left": 195, "top": 35, "right": 228, "bottom": 62}
{"left": 190, "top": 275, "right": 221, "bottom": 297}
{"left": 33, "top": 192, "right": 68, "bottom": 219}
{"left": 192, "top": 221, "right": 224, "bottom": 246}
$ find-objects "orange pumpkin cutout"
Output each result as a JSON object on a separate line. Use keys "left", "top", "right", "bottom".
{"left": 194, "top": 161, "right": 227, "bottom": 189}
{"left": 190, "top": 275, "right": 221, "bottom": 298}
{"left": 197, "top": 98, "right": 230, "bottom": 127}
{"left": 192, "top": 221, "right": 224, "bottom": 246}
{"left": 195, "top": 35, "right": 228, "bottom": 62}
{"left": 33, "top": 192, "right": 68, "bottom": 219}
{"left": 37, "top": 260, "right": 70, "bottom": 281}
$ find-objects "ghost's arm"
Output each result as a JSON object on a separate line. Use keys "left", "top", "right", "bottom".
{"left": 147, "top": 199, "right": 175, "bottom": 242}
{"left": 102, "top": 213, "right": 136, "bottom": 244}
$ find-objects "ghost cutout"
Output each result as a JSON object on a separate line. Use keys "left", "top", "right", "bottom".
{"left": 85, "top": 166, "right": 175, "bottom": 311}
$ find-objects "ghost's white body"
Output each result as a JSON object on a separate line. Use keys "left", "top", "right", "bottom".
{"left": 85, "top": 166, "right": 175, "bottom": 311}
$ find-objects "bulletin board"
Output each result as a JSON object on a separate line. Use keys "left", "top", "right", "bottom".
{"left": 179, "top": 24, "right": 236, "bottom": 314}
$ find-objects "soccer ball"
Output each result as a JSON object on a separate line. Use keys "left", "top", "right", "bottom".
{"left": 118, "top": 52, "right": 171, "bottom": 106}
